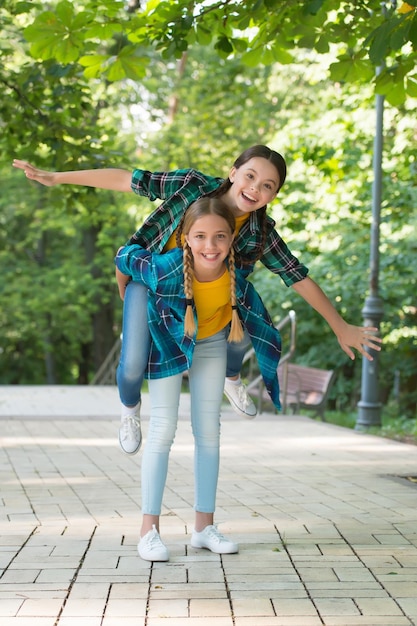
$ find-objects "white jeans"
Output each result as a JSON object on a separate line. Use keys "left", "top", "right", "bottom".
{"left": 142, "top": 330, "right": 227, "bottom": 515}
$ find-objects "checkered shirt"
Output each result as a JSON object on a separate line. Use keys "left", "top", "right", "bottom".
{"left": 128, "top": 168, "right": 309, "bottom": 287}
{"left": 116, "top": 246, "right": 282, "bottom": 411}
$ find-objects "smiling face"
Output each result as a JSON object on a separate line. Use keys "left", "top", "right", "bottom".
{"left": 185, "top": 214, "right": 234, "bottom": 282}
{"left": 223, "top": 156, "right": 280, "bottom": 216}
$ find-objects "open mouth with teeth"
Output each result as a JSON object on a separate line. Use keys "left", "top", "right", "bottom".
{"left": 241, "top": 191, "right": 257, "bottom": 204}
{"left": 201, "top": 253, "right": 221, "bottom": 260}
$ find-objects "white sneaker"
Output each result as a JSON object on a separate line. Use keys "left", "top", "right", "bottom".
{"left": 119, "top": 404, "right": 142, "bottom": 455}
{"left": 224, "top": 378, "right": 257, "bottom": 419}
{"left": 138, "top": 525, "right": 169, "bottom": 562}
{"left": 191, "top": 525, "right": 239, "bottom": 554}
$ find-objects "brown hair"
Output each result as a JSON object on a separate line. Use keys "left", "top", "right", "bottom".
{"left": 176, "top": 197, "right": 244, "bottom": 343}
{"left": 210, "top": 145, "right": 287, "bottom": 265}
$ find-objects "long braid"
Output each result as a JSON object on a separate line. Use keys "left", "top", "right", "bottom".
{"left": 182, "top": 241, "right": 196, "bottom": 337}
{"left": 227, "top": 246, "right": 244, "bottom": 343}
{"left": 176, "top": 213, "right": 186, "bottom": 248}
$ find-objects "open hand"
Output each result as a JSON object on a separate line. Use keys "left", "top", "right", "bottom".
{"left": 337, "top": 324, "right": 382, "bottom": 361}
{"left": 12, "top": 160, "right": 57, "bottom": 186}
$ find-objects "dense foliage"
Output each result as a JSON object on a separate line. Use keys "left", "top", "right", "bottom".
{"left": 1, "top": 2, "right": 416, "bottom": 418}
{"left": 9, "top": 0, "right": 417, "bottom": 105}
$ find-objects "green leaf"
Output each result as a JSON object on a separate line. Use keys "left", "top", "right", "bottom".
{"left": 14, "top": 2, "right": 35, "bottom": 14}
{"left": 24, "top": 9, "right": 85, "bottom": 63}
{"left": 78, "top": 54, "right": 107, "bottom": 78}
{"left": 232, "top": 37, "right": 249, "bottom": 53}
{"left": 261, "top": 47, "right": 275, "bottom": 65}
{"left": 241, "top": 48, "right": 263, "bottom": 68}
{"left": 106, "top": 59, "right": 127, "bottom": 81}
{"left": 368, "top": 21, "right": 392, "bottom": 65}
{"left": 237, "top": 14, "right": 251, "bottom": 30}
{"left": 55, "top": 0, "right": 74, "bottom": 25}
{"left": 375, "top": 69, "right": 406, "bottom": 105}
{"left": 78, "top": 54, "right": 108, "bottom": 68}
{"left": 315, "top": 35, "right": 330, "bottom": 54}
{"left": 30, "top": 36, "right": 81, "bottom": 64}
{"left": 390, "top": 18, "right": 412, "bottom": 50}
{"left": 215, "top": 36, "right": 234, "bottom": 55}
{"left": 406, "top": 74, "right": 417, "bottom": 96}
{"left": 385, "top": 81, "right": 406, "bottom": 106}
{"left": 298, "top": 33, "right": 317, "bottom": 48}
{"left": 304, "top": 0, "right": 325, "bottom": 16}
{"left": 84, "top": 23, "right": 123, "bottom": 39}
{"left": 24, "top": 12, "right": 62, "bottom": 43}
{"left": 409, "top": 14, "right": 417, "bottom": 47}
{"left": 329, "top": 57, "right": 374, "bottom": 84}
{"left": 115, "top": 55, "right": 149, "bottom": 81}
{"left": 195, "top": 25, "right": 212, "bottom": 46}
{"left": 271, "top": 46, "right": 293, "bottom": 65}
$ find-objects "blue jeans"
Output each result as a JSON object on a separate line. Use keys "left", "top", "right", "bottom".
{"left": 142, "top": 330, "right": 227, "bottom": 515}
{"left": 116, "top": 281, "right": 250, "bottom": 406}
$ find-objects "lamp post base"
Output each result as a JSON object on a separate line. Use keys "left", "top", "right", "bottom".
{"left": 356, "top": 400, "right": 383, "bottom": 430}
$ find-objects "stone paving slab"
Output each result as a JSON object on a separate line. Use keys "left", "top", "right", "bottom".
{"left": 0, "top": 385, "right": 417, "bottom": 625}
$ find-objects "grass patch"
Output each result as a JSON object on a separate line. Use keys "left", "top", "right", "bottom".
{"left": 323, "top": 408, "right": 417, "bottom": 446}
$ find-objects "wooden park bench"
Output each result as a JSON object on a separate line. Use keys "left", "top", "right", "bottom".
{"left": 243, "top": 311, "right": 335, "bottom": 420}
{"left": 275, "top": 362, "right": 336, "bottom": 421}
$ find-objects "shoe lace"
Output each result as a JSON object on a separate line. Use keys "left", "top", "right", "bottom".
{"left": 147, "top": 528, "right": 164, "bottom": 549}
{"left": 236, "top": 383, "right": 250, "bottom": 410}
{"left": 205, "top": 525, "right": 227, "bottom": 544}
{"left": 121, "top": 415, "right": 139, "bottom": 441}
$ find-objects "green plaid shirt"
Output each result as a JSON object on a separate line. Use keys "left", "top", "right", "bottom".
{"left": 128, "top": 168, "right": 309, "bottom": 287}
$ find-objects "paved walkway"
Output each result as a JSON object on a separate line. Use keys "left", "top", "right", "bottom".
{"left": 0, "top": 385, "right": 417, "bottom": 626}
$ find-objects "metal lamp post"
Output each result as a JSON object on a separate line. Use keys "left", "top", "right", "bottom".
{"left": 356, "top": 2, "right": 394, "bottom": 429}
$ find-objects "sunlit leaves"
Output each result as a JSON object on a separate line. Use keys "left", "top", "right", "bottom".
{"left": 406, "top": 73, "right": 417, "bottom": 94}
{"left": 398, "top": 1, "right": 417, "bottom": 14}
{"left": 79, "top": 47, "right": 149, "bottom": 80}
{"left": 24, "top": 3, "right": 89, "bottom": 63}
{"left": 16, "top": 0, "right": 416, "bottom": 104}
{"left": 375, "top": 58, "right": 413, "bottom": 105}
{"left": 329, "top": 54, "right": 375, "bottom": 84}
{"left": 107, "top": 49, "right": 150, "bottom": 81}
{"left": 84, "top": 22, "right": 123, "bottom": 40}
{"left": 366, "top": 11, "right": 417, "bottom": 65}
{"left": 78, "top": 54, "right": 109, "bottom": 78}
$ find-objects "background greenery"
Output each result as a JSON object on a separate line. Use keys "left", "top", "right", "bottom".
{"left": 1, "top": 1, "right": 416, "bottom": 421}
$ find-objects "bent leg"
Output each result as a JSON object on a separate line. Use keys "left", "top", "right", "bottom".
{"left": 224, "top": 329, "right": 256, "bottom": 418}
{"left": 116, "top": 281, "right": 151, "bottom": 407}
{"left": 226, "top": 328, "right": 251, "bottom": 378}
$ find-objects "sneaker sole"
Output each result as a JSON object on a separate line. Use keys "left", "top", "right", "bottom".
{"left": 190, "top": 539, "right": 239, "bottom": 554}
{"left": 223, "top": 390, "right": 257, "bottom": 419}
{"left": 138, "top": 549, "right": 169, "bottom": 562}
{"left": 118, "top": 435, "right": 142, "bottom": 456}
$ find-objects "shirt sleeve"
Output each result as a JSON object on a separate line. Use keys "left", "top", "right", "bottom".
{"left": 115, "top": 245, "right": 157, "bottom": 291}
{"left": 115, "top": 245, "right": 183, "bottom": 291}
{"left": 260, "top": 224, "right": 309, "bottom": 287}
{"left": 130, "top": 168, "right": 191, "bottom": 201}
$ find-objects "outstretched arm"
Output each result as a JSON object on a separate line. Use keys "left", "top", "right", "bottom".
{"left": 291, "top": 276, "right": 382, "bottom": 361}
{"left": 12, "top": 159, "right": 133, "bottom": 192}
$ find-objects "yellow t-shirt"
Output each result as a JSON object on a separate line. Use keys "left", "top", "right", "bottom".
{"left": 193, "top": 270, "right": 232, "bottom": 340}
{"left": 233, "top": 213, "right": 250, "bottom": 235}
{"left": 164, "top": 229, "right": 182, "bottom": 251}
